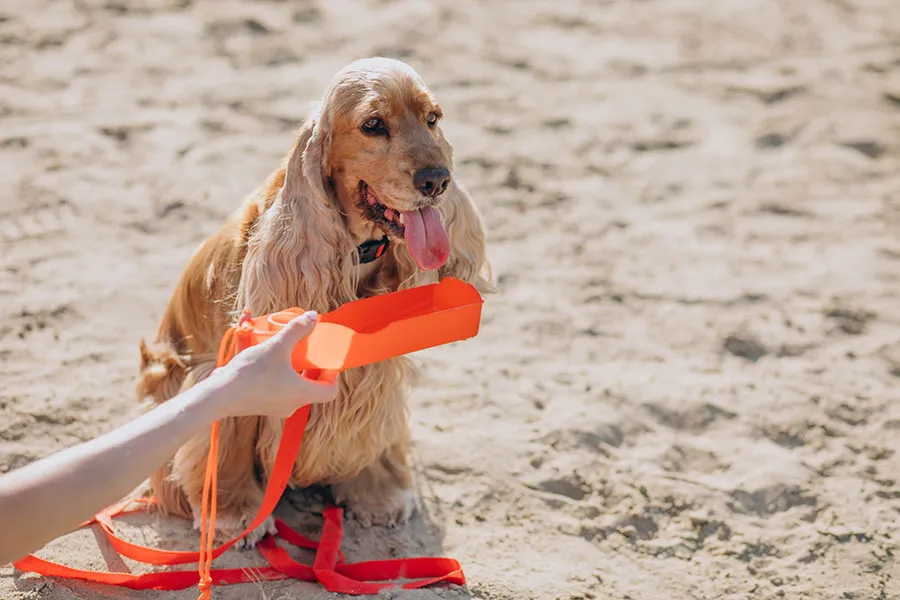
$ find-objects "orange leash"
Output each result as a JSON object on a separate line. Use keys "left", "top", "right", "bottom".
{"left": 196, "top": 311, "right": 249, "bottom": 600}
{"left": 13, "top": 309, "right": 467, "bottom": 597}
{"left": 196, "top": 419, "right": 219, "bottom": 599}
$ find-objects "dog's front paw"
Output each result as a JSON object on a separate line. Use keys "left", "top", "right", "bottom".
{"left": 192, "top": 510, "right": 277, "bottom": 550}
{"left": 332, "top": 484, "right": 417, "bottom": 528}
{"left": 234, "top": 515, "right": 278, "bottom": 550}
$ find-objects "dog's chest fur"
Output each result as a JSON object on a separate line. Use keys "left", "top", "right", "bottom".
{"left": 275, "top": 254, "right": 411, "bottom": 487}
{"left": 282, "top": 354, "right": 411, "bottom": 487}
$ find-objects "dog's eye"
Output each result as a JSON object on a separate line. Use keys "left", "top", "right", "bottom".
{"left": 426, "top": 112, "right": 439, "bottom": 128}
{"left": 361, "top": 117, "right": 387, "bottom": 136}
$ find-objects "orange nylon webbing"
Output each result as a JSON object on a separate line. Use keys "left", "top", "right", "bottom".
{"left": 12, "top": 314, "right": 466, "bottom": 597}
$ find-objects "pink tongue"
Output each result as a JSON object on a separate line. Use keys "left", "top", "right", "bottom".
{"left": 402, "top": 206, "right": 450, "bottom": 271}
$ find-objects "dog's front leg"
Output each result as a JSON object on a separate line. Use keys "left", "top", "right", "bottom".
{"left": 331, "top": 441, "right": 417, "bottom": 527}
{"left": 168, "top": 414, "right": 275, "bottom": 549}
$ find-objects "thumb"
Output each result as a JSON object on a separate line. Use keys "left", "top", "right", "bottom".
{"left": 270, "top": 311, "right": 318, "bottom": 353}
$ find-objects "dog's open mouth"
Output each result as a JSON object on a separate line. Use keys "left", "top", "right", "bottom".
{"left": 359, "top": 181, "right": 405, "bottom": 237}
{"left": 358, "top": 181, "right": 450, "bottom": 271}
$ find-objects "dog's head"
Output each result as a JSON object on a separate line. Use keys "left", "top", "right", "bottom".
{"left": 301, "top": 57, "right": 455, "bottom": 271}
{"left": 240, "top": 57, "right": 491, "bottom": 314}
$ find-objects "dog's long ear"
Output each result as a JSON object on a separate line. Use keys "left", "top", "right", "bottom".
{"left": 438, "top": 180, "right": 494, "bottom": 293}
{"left": 391, "top": 181, "right": 493, "bottom": 293}
{"left": 236, "top": 113, "right": 357, "bottom": 316}
{"left": 291, "top": 108, "right": 332, "bottom": 206}
{"left": 388, "top": 132, "right": 493, "bottom": 293}
{"left": 438, "top": 129, "right": 493, "bottom": 291}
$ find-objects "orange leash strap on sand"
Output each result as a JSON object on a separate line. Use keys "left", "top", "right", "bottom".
{"left": 13, "top": 279, "right": 482, "bottom": 597}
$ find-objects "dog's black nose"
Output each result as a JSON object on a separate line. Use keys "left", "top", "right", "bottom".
{"left": 413, "top": 167, "right": 451, "bottom": 197}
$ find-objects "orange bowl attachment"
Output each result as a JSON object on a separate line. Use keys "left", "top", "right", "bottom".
{"left": 240, "top": 278, "right": 484, "bottom": 372}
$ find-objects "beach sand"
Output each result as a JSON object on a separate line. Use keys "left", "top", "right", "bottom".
{"left": 1, "top": 0, "right": 899, "bottom": 598}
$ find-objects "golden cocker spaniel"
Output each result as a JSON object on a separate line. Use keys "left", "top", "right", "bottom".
{"left": 136, "top": 57, "right": 492, "bottom": 546}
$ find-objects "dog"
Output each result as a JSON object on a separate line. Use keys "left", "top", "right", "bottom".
{"left": 136, "top": 57, "right": 492, "bottom": 547}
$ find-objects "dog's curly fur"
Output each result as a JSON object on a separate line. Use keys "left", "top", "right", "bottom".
{"left": 136, "top": 58, "right": 491, "bottom": 543}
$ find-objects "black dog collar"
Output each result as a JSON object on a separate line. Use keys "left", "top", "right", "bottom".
{"left": 357, "top": 236, "right": 390, "bottom": 264}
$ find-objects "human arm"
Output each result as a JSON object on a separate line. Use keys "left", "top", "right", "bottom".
{"left": 0, "top": 311, "right": 336, "bottom": 565}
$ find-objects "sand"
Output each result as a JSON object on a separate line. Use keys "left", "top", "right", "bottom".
{"left": 2, "top": 0, "right": 900, "bottom": 599}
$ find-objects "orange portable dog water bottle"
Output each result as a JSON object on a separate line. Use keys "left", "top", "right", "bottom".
{"left": 226, "top": 276, "right": 485, "bottom": 373}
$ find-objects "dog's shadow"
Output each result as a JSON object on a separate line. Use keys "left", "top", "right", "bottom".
{"left": 278, "top": 454, "right": 469, "bottom": 597}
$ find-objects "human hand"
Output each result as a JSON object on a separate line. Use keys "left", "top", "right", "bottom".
{"left": 207, "top": 311, "right": 339, "bottom": 418}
